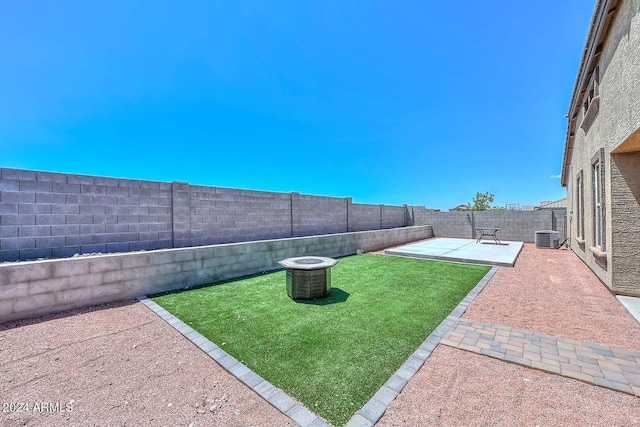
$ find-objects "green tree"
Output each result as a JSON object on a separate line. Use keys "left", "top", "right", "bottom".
{"left": 468, "top": 192, "right": 495, "bottom": 211}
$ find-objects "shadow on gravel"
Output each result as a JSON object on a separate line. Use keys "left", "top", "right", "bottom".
{"left": 0, "top": 299, "right": 138, "bottom": 331}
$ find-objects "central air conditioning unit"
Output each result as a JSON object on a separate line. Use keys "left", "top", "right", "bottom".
{"left": 535, "top": 230, "right": 559, "bottom": 249}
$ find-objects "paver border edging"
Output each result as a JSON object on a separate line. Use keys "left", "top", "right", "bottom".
{"left": 138, "top": 296, "right": 331, "bottom": 427}
{"left": 345, "top": 266, "right": 498, "bottom": 427}
{"left": 139, "top": 265, "right": 499, "bottom": 427}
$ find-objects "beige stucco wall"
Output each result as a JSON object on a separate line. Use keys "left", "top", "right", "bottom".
{"left": 566, "top": 0, "right": 640, "bottom": 295}
{"left": 610, "top": 152, "right": 640, "bottom": 294}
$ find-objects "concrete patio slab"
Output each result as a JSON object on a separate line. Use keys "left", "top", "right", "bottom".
{"left": 618, "top": 295, "right": 640, "bottom": 324}
{"left": 384, "top": 238, "right": 524, "bottom": 267}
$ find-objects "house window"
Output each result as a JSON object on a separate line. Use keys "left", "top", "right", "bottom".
{"left": 591, "top": 148, "right": 605, "bottom": 251}
{"left": 580, "top": 66, "right": 600, "bottom": 132}
{"left": 583, "top": 66, "right": 600, "bottom": 116}
{"left": 593, "top": 162, "right": 602, "bottom": 247}
{"left": 576, "top": 170, "right": 584, "bottom": 239}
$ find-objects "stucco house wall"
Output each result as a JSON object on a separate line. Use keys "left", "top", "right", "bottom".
{"left": 562, "top": 0, "right": 640, "bottom": 295}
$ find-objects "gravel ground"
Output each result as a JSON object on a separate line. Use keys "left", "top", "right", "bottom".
{"left": 378, "top": 244, "right": 640, "bottom": 426}
{"left": 0, "top": 301, "right": 294, "bottom": 427}
{"left": 1, "top": 243, "right": 639, "bottom": 426}
{"left": 377, "top": 345, "right": 640, "bottom": 427}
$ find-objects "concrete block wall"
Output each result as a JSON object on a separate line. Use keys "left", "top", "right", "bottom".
{"left": 350, "top": 203, "right": 383, "bottom": 232}
{"left": 383, "top": 205, "right": 409, "bottom": 229}
{"left": 1, "top": 167, "right": 417, "bottom": 262}
{"left": 293, "top": 193, "right": 348, "bottom": 236}
{"left": 347, "top": 203, "right": 410, "bottom": 232}
{"left": 171, "top": 181, "right": 190, "bottom": 248}
{"left": 187, "top": 185, "right": 292, "bottom": 246}
{"left": 415, "top": 210, "right": 566, "bottom": 243}
{"left": 0, "top": 225, "right": 434, "bottom": 323}
{"left": 550, "top": 209, "right": 567, "bottom": 244}
{"left": 417, "top": 211, "right": 474, "bottom": 239}
{"left": 472, "top": 210, "right": 552, "bottom": 242}
{"left": 0, "top": 168, "right": 174, "bottom": 262}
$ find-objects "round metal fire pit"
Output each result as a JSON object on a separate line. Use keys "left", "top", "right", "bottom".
{"left": 278, "top": 256, "right": 338, "bottom": 299}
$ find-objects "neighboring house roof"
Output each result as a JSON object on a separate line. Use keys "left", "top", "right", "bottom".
{"left": 561, "top": 0, "right": 619, "bottom": 187}
{"left": 449, "top": 204, "right": 469, "bottom": 211}
{"left": 535, "top": 198, "right": 567, "bottom": 210}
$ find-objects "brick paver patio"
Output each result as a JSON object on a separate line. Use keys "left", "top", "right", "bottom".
{"left": 441, "top": 318, "right": 640, "bottom": 397}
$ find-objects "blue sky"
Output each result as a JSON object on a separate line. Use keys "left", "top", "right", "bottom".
{"left": 1, "top": 1, "right": 595, "bottom": 210}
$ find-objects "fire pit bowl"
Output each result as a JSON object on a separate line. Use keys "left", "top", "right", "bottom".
{"left": 278, "top": 256, "right": 338, "bottom": 299}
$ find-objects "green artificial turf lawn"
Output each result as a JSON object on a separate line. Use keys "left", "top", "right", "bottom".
{"left": 152, "top": 254, "right": 490, "bottom": 426}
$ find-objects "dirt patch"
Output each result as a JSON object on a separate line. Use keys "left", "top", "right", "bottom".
{"left": 378, "top": 345, "right": 640, "bottom": 426}
{"left": 0, "top": 301, "right": 294, "bottom": 427}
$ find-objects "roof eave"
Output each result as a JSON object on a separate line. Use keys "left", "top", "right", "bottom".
{"left": 560, "top": 0, "right": 618, "bottom": 187}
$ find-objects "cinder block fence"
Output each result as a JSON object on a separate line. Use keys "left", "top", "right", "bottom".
{"left": 0, "top": 167, "right": 567, "bottom": 324}
{"left": 414, "top": 209, "right": 566, "bottom": 243}
{"left": 0, "top": 226, "right": 434, "bottom": 323}
{"left": 0, "top": 167, "right": 420, "bottom": 262}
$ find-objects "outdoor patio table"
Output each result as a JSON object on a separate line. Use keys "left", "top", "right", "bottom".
{"left": 476, "top": 227, "right": 502, "bottom": 244}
